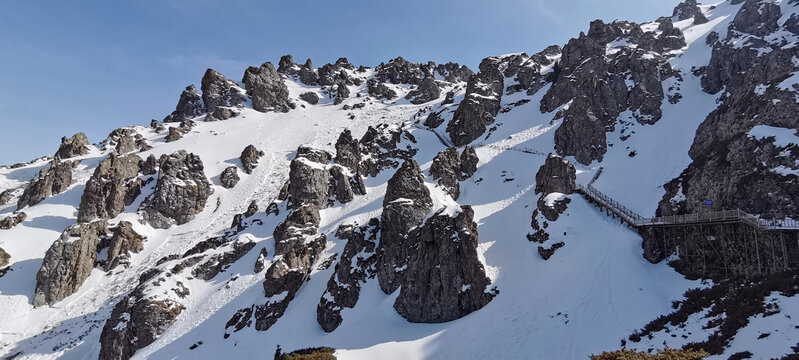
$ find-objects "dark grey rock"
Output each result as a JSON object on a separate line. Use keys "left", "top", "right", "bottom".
{"left": 535, "top": 155, "right": 576, "bottom": 195}
{"left": 317, "top": 219, "right": 379, "bottom": 332}
{"left": 55, "top": 133, "right": 90, "bottom": 160}
{"left": 202, "top": 69, "right": 247, "bottom": 113}
{"left": 672, "top": 0, "right": 703, "bottom": 21}
{"left": 435, "top": 62, "right": 474, "bottom": 83}
{"left": 0, "top": 189, "right": 11, "bottom": 205}
{"left": 447, "top": 57, "right": 504, "bottom": 146}
{"left": 243, "top": 62, "right": 293, "bottom": 112}
{"left": 192, "top": 239, "right": 256, "bottom": 281}
{"left": 460, "top": 146, "right": 479, "bottom": 178}
{"left": 377, "top": 160, "right": 432, "bottom": 294}
{"left": 333, "top": 81, "right": 350, "bottom": 105}
{"left": 273, "top": 204, "right": 321, "bottom": 256}
{"left": 300, "top": 92, "right": 320, "bottom": 104}
{"left": 430, "top": 147, "right": 463, "bottom": 200}
{"left": 33, "top": 220, "right": 108, "bottom": 306}
{"left": 374, "top": 57, "right": 425, "bottom": 85}
{"left": 77, "top": 154, "right": 142, "bottom": 223}
{"left": 105, "top": 221, "right": 144, "bottom": 270}
{"left": 553, "top": 99, "right": 606, "bottom": 165}
{"left": 367, "top": 80, "right": 397, "bottom": 100}
{"left": 240, "top": 144, "right": 264, "bottom": 174}
{"left": 139, "top": 151, "right": 212, "bottom": 229}
{"left": 277, "top": 54, "right": 298, "bottom": 75}
{"left": 405, "top": 76, "right": 441, "bottom": 104}
{"left": 299, "top": 59, "right": 318, "bottom": 85}
{"left": 334, "top": 129, "right": 361, "bottom": 172}
{"left": 359, "top": 124, "right": 418, "bottom": 177}
{"left": 204, "top": 107, "right": 239, "bottom": 121}
{"left": 733, "top": 0, "right": 781, "bottom": 36}
{"left": 287, "top": 155, "right": 331, "bottom": 209}
{"left": 139, "top": 155, "right": 157, "bottom": 176}
{"left": 220, "top": 166, "right": 239, "bottom": 189}
{"left": 164, "top": 85, "right": 205, "bottom": 123}
{"left": 0, "top": 212, "right": 26, "bottom": 230}
{"left": 394, "top": 206, "right": 495, "bottom": 323}
{"left": 17, "top": 159, "right": 74, "bottom": 210}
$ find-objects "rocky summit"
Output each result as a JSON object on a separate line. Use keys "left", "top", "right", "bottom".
{"left": 2, "top": 1, "right": 799, "bottom": 359}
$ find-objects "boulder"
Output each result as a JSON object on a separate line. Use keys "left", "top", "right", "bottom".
{"left": 242, "top": 62, "right": 292, "bottom": 112}
{"left": 163, "top": 85, "right": 205, "bottom": 123}
{"left": 300, "top": 92, "right": 320, "bottom": 104}
{"left": 277, "top": 54, "right": 298, "bottom": 75}
{"left": 0, "top": 189, "right": 11, "bottom": 205}
{"left": 204, "top": 106, "right": 239, "bottom": 121}
{"left": 287, "top": 156, "right": 331, "bottom": 209}
{"left": 191, "top": 239, "right": 255, "bottom": 280}
{"left": 105, "top": 221, "right": 144, "bottom": 270}
{"left": 33, "top": 220, "right": 108, "bottom": 306}
{"left": 0, "top": 212, "right": 26, "bottom": 230}
{"left": 435, "top": 62, "right": 474, "bottom": 83}
{"left": 139, "top": 151, "right": 212, "bottom": 229}
{"left": 55, "top": 133, "right": 90, "bottom": 160}
{"left": 77, "top": 154, "right": 142, "bottom": 222}
{"left": 733, "top": 0, "right": 781, "bottom": 36}
{"left": 0, "top": 247, "right": 9, "bottom": 268}
{"left": 165, "top": 127, "right": 182, "bottom": 143}
{"left": 377, "top": 160, "right": 432, "bottom": 294}
{"left": 240, "top": 144, "right": 264, "bottom": 174}
{"left": 220, "top": 166, "right": 240, "bottom": 189}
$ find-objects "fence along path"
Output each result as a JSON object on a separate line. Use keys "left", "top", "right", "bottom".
{"left": 576, "top": 184, "right": 799, "bottom": 231}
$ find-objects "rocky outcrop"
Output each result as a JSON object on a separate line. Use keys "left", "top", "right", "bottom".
{"left": 0, "top": 247, "right": 9, "bottom": 268}
{"left": 17, "top": 159, "right": 74, "bottom": 210}
{"left": 429, "top": 146, "right": 479, "bottom": 200}
{"left": 374, "top": 57, "right": 425, "bottom": 85}
{"left": 553, "top": 99, "right": 607, "bottom": 165}
{"left": 284, "top": 146, "right": 364, "bottom": 209}
{"left": 0, "top": 189, "right": 12, "bottom": 205}
{"left": 0, "top": 212, "right": 25, "bottom": 230}
{"left": 220, "top": 166, "right": 239, "bottom": 189}
{"left": 191, "top": 239, "right": 256, "bottom": 281}
{"left": 672, "top": 0, "right": 703, "bottom": 21}
{"left": 99, "top": 278, "right": 185, "bottom": 360}
{"left": 334, "top": 129, "right": 361, "bottom": 172}
{"left": 139, "top": 151, "right": 212, "bottom": 229}
{"left": 165, "top": 127, "right": 182, "bottom": 143}
{"left": 139, "top": 155, "right": 157, "bottom": 176}
{"left": 359, "top": 124, "right": 418, "bottom": 177}
{"left": 55, "top": 133, "right": 90, "bottom": 160}
{"left": 435, "top": 62, "right": 474, "bottom": 83}
{"left": 163, "top": 85, "right": 205, "bottom": 123}
{"left": 317, "top": 219, "right": 379, "bottom": 332}
{"left": 201, "top": 69, "right": 247, "bottom": 113}
{"left": 300, "top": 92, "right": 320, "bottom": 104}
{"left": 33, "top": 220, "right": 108, "bottom": 306}
{"left": 240, "top": 144, "right": 264, "bottom": 174}
{"left": 405, "top": 76, "right": 441, "bottom": 104}
{"left": 105, "top": 221, "right": 144, "bottom": 270}
{"left": 447, "top": 57, "right": 504, "bottom": 146}
{"left": 243, "top": 62, "right": 293, "bottom": 112}
{"left": 298, "top": 59, "right": 318, "bottom": 85}
{"left": 534, "top": 155, "right": 576, "bottom": 222}
{"left": 367, "top": 80, "right": 397, "bottom": 100}
{"left": 204, "top": 106, "right": 239, "bottom": 121}
{"left": 277, "top": 54, "right": 298, "bottom": 75}
{"left": 377, "top": 160, "right": 433, "bottom": 294}
{"left": 77, "top": 154, "right": 142, "bottom": 222}
{"left": 733, "top": 0, "right": 781, "bottom": 37}
{"left": 273, "top": 204, "right": 321, "bottom": 256}
{"left": 254, "top": 235, "right": 326, "bottom": 331}
{"left": 394, "top": 206, "right": 495, "bottom": 323}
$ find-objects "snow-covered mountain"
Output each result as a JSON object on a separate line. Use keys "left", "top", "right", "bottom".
{"left": 1, "top": 1, "right": 799, "bottom": 359}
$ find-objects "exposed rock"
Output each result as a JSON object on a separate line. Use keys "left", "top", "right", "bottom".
{"left": 201, "top": 68, "right": 247, "bottom": 113}
{"left": 243, "top": 62, "right": 293, "bottom": 112}
{"left": 33, "top": 220, "right": 108, "bottom": 306}
{"left": 192, "top": 239, "right": 256, "bottom": 280}
{"left": 0, "top": 247, "right": 9, "bottom": 268}
{"left": 538, "top": 242, "right": 565, "bottom": 260}
{"left": 240, "top": 144, "right": 264, "bottom": 175}
{"left": 287, "top": 156, "right": 331, "bottom": 209}
{"left": 0, "top": 189, "right": 11, "bottom": 205}
{"left": 139, "top": 155, "right": 157, "bottom": 176}
{"left": 359, "top": 124, "right": 418, "bottom": 177}
{"left": 394, "top": 206, "right": 495, "bottom": 323}
{"left": 77, "top": 154, "right": 142, "bottom": 222}
{"left": 377, "top": 160, "right": 433, "bottom": 294}
{"left": 0, "top": 212, "right": 26, "bottom": 230}
{"left": 460, "top": 146, "right": 479, "bottom": 178}
{"left": 115, "top": 135, "right": 136, "bottom": 154}
{"left": 17, "top": 159, "right": 74, "bottom": 210}
{"left": 273, "top": 204, "right": 321, "bottom": 256}
{"left": 220, "top": 166, "right": 240, "bottom": 189}
{"left": 163, "top": 85, "right": 205, "bottom": 123}
{"left": 300, "top": 92, "right": 320, "bottom": 104}
{"left": 405, "top": 76, "right": 441, "bottom": 104}
{"left": 334, "top": 129, "right": 361, "bottom": 172}
{"left": 277, "top": 54, "right": 298, "bottom": 75}
{"left": 230, "top": 200, "right": 259, "bottom": 232}
{"left": 733, "top": 0, "right": 781, "bottom": 36}
{"left": 99, "top": 281, "right": 185, "bottom": 360}
{"left": 254, "top": 247, "right": 268, "bottom": 273}
{"left": 672, "top": 0, "right": 703, "bottom": 21}
{"left": 254, "top": 235, "right": 326, "bottom": 331}
{"left": 447, "top": 57, "right": 504, "bottom": 146}
{"left": 553, "top": 99, "right": 606, "bottom": 165}
{"left": 317, "top": 219, "right": 379, "bottom": 332}
{"left": 55, "top": 133, "right": 90, "bottom": 160}
{"left": 106, "top": 221, "right": 144, "bottom": 270}
{"left": 139, "top": 151, "right": 213, "bottom": 229}
{"left": 435, "top": 62, "right": 474, "bottom": 83}
{"left": 537, "top": 194, "right": 571, "bottom": 222}
{"left": 374, "top": 57, "right": 425, "bottom": 85}
{"left": 367, "top": 80, "right": 397, "bottom": 100}
{"left": 423, "top": 111, "right": 445, "bottom": 128}
{"left": 165, "top": 127, "right": 182, "bottom": 143}
{"left": 298, "top": 59, "right": 318, "bottom": 85}
{"left": 333, "top": 81, "right": 350, "bottom": 105}
{"left": 204, "top": 107, "right": 239, "bottom": 121}
{"left": 535, "top": 155, "right": 576, "bottom": 195}
{"left": 430, "top": 147, "right": 463, "bottom": 200}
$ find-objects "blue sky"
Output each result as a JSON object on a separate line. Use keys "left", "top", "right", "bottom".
{"left": 0, "top": 0, "right": 680, "bottom": 165}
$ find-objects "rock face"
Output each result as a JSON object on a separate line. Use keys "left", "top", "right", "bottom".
{"left": 374, "top": 57, "right": 425, "bottom": 85}
{"left": 405, "top": 76, "right": 441, "bottom": 104}
{"left": 277, "top": 54, "right": 298, "bottom": 75}
{"left": 273, "top": 204, "right": 321, "bottom": 256}
{"left": 239, "top": 144, "right": 264, "bottom": 174}
{"left": 55, "top": 133, "right": 90, "bottom": 160}
{"left": 17, "top": 160, "right": 74, "bottom": 210}
{"left": 255, "top": 235, "right": 326, "bottom": 331}
{"left": 242, "top": 62, "right": 292, "bottom": 112}
{"left": 429, "top": 146, "right": 479, "bottom": 200}
{"left": 105, "top": 221, "right": 144, "bottom": 270}
{"left": 77, "top": 154, "right": 142, "bottom": 223}
{"left": 0, "top": 212, "right": 26, "bottom": 230}
{"left": 394, "top": 206, "right": 495, "bottom": 323}
{"left": 220, "top": 166, "right": 240, "bottom": 189}
{"left": 33, "top": 220, "right": 108, "bottom": 306}
{"left": 334, "top": 129, "right": 361, "bottom": 172}
{"left": 317, "top": 219, "right": 379, "bottom": 332}
{"left": 447, "top": 57, "right": 504, "bottom": 146}
{"left": 535, "top": 155, "right": 576, "bottom": 195}
{"left": 201, "top": 69, "right": 247, "bottom": 113}
{"left": 377, "top": 160, "right": 433, "bottom": 294}
{"left": 139, "top": 151, "right": 212, "bottom": 229}
{"left": 284, "top": 146, "right": 364, "bottom": 210}
{"left": 163, "top": 85, "right": 205, "bottom": 123}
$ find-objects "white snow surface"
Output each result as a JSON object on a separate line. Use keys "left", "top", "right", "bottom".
{"left": 0, "top": 2, "right": 796, "bottom": 359}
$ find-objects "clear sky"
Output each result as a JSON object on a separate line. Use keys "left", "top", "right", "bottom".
{"left": 0, "top": 0, "right": 681, "bottom": 165}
